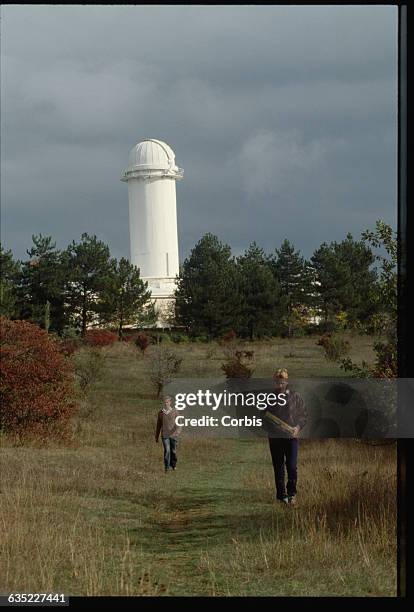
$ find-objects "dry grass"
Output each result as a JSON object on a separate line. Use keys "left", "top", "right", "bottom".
{"left": 198, "top": 439, "right": 396, "bottom": 596}
{"left": 0, "top": 335, "right": 396, "bottom": 596}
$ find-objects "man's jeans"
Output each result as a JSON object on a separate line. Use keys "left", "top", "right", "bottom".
{"left": 268, "top": 438, "right": 298, "bottom": 499}
{"left": 162, "top": 437, "right": 178, "bottom": 470}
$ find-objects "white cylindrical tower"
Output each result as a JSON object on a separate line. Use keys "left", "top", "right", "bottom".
{"left": 121, "top": 138, "right": 183, "bottom": 326}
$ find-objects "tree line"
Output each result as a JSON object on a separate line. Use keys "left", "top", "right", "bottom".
{"left": 0, "top": 221, "right": 396, "bottom": 340}
{"left": 175, "top": 223, "right": 395, "bottom": 339}
{"left": 0, "top": 233, "right": 155, "bottom": 338}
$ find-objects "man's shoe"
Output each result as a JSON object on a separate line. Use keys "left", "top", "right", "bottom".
{"left": 288, "top": 495, "right": 297, "bottom": 506}
{"left": 278, "top": 497, "right": 289, "bottom": 505}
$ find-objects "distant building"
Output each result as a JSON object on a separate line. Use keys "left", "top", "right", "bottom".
{"left": 121, "top": 138, "right": 183, "bottom": 327}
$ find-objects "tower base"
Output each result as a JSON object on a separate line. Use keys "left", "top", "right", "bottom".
{"left": 146, "top": 277, "right": 177, "bottom": 328}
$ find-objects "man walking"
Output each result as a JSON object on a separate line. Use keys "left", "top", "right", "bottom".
{"left": 264, "top": 368, "right": 307, "bottom": 506}
{"left": 155, "top": 395, "right": 181, "bottom": 472}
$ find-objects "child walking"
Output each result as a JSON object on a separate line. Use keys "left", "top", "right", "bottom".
{"left": 155, "top": 396, "right": 181, "bottom": 472}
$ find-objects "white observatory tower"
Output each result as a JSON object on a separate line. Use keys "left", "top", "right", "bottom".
{"left": 121, "top": 138, "right": 183, "bottom": 326}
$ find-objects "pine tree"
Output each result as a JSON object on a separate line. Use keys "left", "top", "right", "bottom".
{"left": 237, "top": 243, "right": 283, "bottom": 339}
{"left": 17, "top": 235, "right": 67, "bottom": 332}
{"left": 175, "top": 233, "right": 240, "bottom": 338}
{"left": 0, "top": 245, "right": 21, "bottom": 318}
{"left": 63, "top": 233, "right": 113, "bottom": 336}
{"left": 311, "top": 233, "right": 377, "bottom": 327}
{"left": 100, "top": 257, "right": 154, "bottom": 338}
{"left": 310, "top": 242, "right": 339, "bottom": 326}
{"left": 269, "top": 239, "right": 312, "bottom": 336}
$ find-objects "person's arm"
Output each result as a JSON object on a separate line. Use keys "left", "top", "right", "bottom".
{"left": 171, "top": 409, "right": 181, "bottom": 436}
{"left": 295, "top": 394, "right": 308, "bottom": 432}
{"left": 155, "top": 412, "right": 162, "bottom": 442}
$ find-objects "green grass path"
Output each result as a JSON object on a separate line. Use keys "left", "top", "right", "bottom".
{"left": 127, "top": 439, "right": 272, "bottom": 595}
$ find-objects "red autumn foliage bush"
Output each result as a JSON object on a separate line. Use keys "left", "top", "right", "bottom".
{"left": 135, "top": 333, "right": 151, "bottom": 354}
{"left": 316, "top": 332, "right": 332, "bottom": 346}
{"left": 0, "top": 316, "right": 78, "bottom": 437}
{"left": 222, "top": 330, "right": 237, "bottom": 343}
{"left": 84, "top": 329, "right": 118, "bottom": 347}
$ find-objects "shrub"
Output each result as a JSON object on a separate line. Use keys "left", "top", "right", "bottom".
{"left": 281, "top": 306, "right": 309, "bottom": 338}
{"left": 160, "top": 333, "right": 172, "bottom": 343}
{"left": 222, "top": 330, "right": 237, "bottom": 343}
{"left": 221, "top": 350, "right": 254, "bottom": 379}
{"left": 363, "top": 313, "right": 393, "bottom": 336}
{"left": 371, "top": 337, "right": 397, "bottom": 378}
{"left": 316, "top": 332, "right": 332, "bottom": 346}
{"left": 304, "top": 323, "right": 321, "bottom": 336}
{"left": 146, "top": 345, "right": 182, "bottom": 398}
{"left": 74, "top": 348, "right": 106, "bottom": 393}
{"left": 135, "top": 332, "right": 152, "bottom": 354}
{"left": 341, "top": 332, "right": 397, "bottom": 379}
{"left": 335, "top": 310, "right": 348, "bottom": 330}
{"left": 84, "top": 329, "right": 118, "bottom": 348}
{"left": 61, "top": 326, "right": 80, "bottom": 340}
{"left": 170, "top": 332, "right": 190, "bottom": 344}
{"left": 319, "top": 319, "right": 340, "bottom": 334}
{"left": 59, "top": 338, "right": 83, "bottom": 357}
{"left": 317, "top": 333, "right": 350, "bottom": 362}
{"left": 0, "top": 316, "right": 77, "bottom": 437}
{"left": 147, "top": 332, "right": 172, "bottom": 344}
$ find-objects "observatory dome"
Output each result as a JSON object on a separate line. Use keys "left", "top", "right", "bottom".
{"left": 122, "top": 138, "right": 183, "bottom": 181}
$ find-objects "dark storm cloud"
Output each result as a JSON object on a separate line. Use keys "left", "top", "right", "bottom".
{"left": 1, "top": 5, "right": 397, "bottom": 262}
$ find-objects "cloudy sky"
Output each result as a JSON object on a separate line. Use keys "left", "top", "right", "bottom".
{"left": 1, "top": 5, "right": 397, "bottom": 263}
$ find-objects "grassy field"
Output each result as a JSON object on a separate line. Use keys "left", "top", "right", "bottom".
{"left": 0, "top": 334, "right": 397, "bottom": 596}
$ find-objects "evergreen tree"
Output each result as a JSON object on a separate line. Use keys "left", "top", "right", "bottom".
{"left": 100, "top": 257, "right": 154, "bottom": 338}
{"left": 17, "top": 235, "right": 67, "bottom": 332}
{"left": 175, "top": 233, "right": 240, "bottom": 338}
{"left": 310, "top": 242, "right": 339, "bottom": 325}
{"left": 237, "top": 243, "right": 283, "bottom": 339}
{"left": 63, "top": 233, "right": 113, "bottom": 336}
{"left": 311, "top": 233, "right": 377, "bottom": 327}
{"left": 269, "top": 239, "right": 313, "bottom": 336}
{"left": 0, "top": 245, "right": 21, "bottom": 318}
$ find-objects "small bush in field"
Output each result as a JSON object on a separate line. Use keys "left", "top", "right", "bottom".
{"left": 222, "top": 330, "right": 237, "bottom": 343}
{"left": 221, "top": 350, "right": 254, "bottom": 379}
{"left": 371, "top": 338, "right": 397, "bottom": 378}
{"left": 317, "top": 334, "right": 350, "bottom": 362}
{"left": 135, "top": 333, "right": 152, "bottom": 354}
{"left": 0, "top": 316, "right": 77, "bottom": 437}
{"left": 59, "top": 338, "right": 83, "bottom": 356}
{"left": 146, "top": 345, "right": 182, "bottom": 398}
{"left": 316, "top": 332, "right": 332, "bottom": 346}
{"left": 120, "top": 334, "right": 134, "bottom": 343}
{"left": 341, "top": 335, "right": 397, "bottom": 379}
{"left": 84, "top": 329, "right": 118, "bottom": 347}
{"left": 74, "top": 348, "right": 106, "bottom": 393}
{"left": 170, "top": 333, "right": 189, "bottom": 344}
{"left": 61, "top": 326, "right": 80, "bottom": 340}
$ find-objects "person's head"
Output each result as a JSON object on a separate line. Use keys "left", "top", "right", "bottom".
{"left": 163, "top": 395, "right": 172, "bottom": 409}
{"left": 273, "top": 368, "right": 288, "bottom": 392}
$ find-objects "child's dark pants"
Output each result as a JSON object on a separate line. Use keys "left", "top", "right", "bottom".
{"left": 162, "top": 437, "right": 178, "bottom": 470}
{"left": 268, "top": 438, "right": 298, "bottom": 499}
